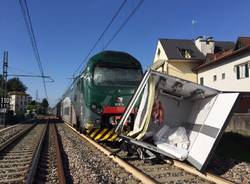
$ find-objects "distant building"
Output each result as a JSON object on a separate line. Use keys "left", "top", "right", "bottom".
{"left": 152, "top": 36, "right": 234, "bottom": 83}
{"left": 8, "top": 91, "right": 32, "bottom": 115}
{"left": 0, "top": 96, "right": 10, "bottom": 113}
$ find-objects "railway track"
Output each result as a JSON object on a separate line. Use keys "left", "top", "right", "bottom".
{"left": 35, "top": 120, "right": 66, "bottom": 184}
{"left": 0, "top": 123, "right": 34, "bottom": 149}
{"left": 0, "top": 119, "right": 66, "bottom": 184}
{"left": 63, "top": 121, "right": 234, "bottom": 184}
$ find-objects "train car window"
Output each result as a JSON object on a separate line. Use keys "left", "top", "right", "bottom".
{"left": 93, "top": 66, "right": 142, "bottom": 86}
{"left": 64, "top": 107, "right": 69, "bottom": 115}
{"left": 77, "top": 81, "right": 80, "bottom": 88}
{"left": 80, "top": 78, "right": 84, "bottom": 91}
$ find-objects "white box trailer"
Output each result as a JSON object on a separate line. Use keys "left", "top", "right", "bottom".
{"left": 116, "top": 69, "right": 239, "bottom": 171}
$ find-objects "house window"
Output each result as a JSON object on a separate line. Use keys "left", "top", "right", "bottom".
{"left": 236, "top": 63, "right": 249, "bottom": 79}
{"left": 222, "top": 73, "right": 225, "bottom": 80}
{"left": 213, "top": 75, "right": 217, "bottom": 81}
{"left": 157, "top": 49, "right": 161, "bottom": 56}
{"left": 200, "top": 77, "right": 204, "bottom": 85}
{"left": 178, "top": 48, "right": 193, "bottom": 59}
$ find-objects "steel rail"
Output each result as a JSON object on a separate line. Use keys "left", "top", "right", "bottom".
{"left": 51, "top": 122, "right": 66, "bottom": 184}
{"left": 25, "top": 120, "right": 48, "bottom": 184}
{"left": 64, "top": 122, "right": 157, "bottom": 184}
{"left": 0, "top": 124, "right": 20, "bottom": 133}
{"left": 65, "top": 122, "right": 235, "bottom": 184}
{"left": 0, "top": 124, "right": 36, "bottom": 152}
{"left": 0, "top": 119, "right": 35, "bottom": 134}
{"left": 171, "top": 160, "right": 234, "bottom": 184}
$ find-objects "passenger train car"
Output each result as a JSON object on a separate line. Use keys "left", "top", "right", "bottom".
{"left": 56, "top": 51, "right": 143, "bottom": 138}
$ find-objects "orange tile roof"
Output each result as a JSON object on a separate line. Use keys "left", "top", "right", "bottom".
{"left": 193, "top": 45, "right": 250, "bottom": 71}
{"left": 237, "top": 37, "right": 250, "bottom": 47}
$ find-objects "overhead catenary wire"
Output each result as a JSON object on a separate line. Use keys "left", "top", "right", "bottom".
{"left": 8, "top": 66, "right": 38, "bottom": 76}
{"left": 103, "top": 0, "right": 144, "bottom": 49}
{"left": 73, "top": 0, "right": 128, "bottom": 77}
{"left": 19, "top": 0, "right": 48, "bottom": 99}
{"left": 7, "top": 66, "right": 54, "bottom": 82}
{"left": 60, "top": 0, "right": 144, "bottom": 103}
{"left": 8, "top": 74, "right": 54, "bottom": 82}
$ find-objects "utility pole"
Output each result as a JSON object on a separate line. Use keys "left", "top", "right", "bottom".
{"left": 1, "top": 51, "right": 8, "bottom": 127}
{"left": 36, "top": 89, "right": 38, "bottom": 101}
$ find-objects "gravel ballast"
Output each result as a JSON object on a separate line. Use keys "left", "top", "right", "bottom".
{"left": 56, "top": 122, "right": 250, "bottom": 184}
{"left": 208, "top": 155, "right": 250, "bottom": 184}
{"left": 56, "top": 123, "right": 139, "bottom": 184}
{"left": 0, "top": 124, "right": 32, "bottom": 145}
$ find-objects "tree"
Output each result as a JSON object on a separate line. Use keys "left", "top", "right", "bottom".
{"left": 41, "top": 98, "right": 49, "bottom": 114}
{"left": 7, "top": 77, "right": 27, "bottom": 92}
{"left": 26, "top": 100, "right": 37, "bottom": 113}
{"left": 0, "top": 75, "right": 6, "bottom": 96}
{"left": 0, "top": 75, "right": 4, "bottom": 86}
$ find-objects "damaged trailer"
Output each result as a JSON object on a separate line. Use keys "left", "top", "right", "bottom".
{"left": 115, "top": 69, "right": 239, "bottom": 171}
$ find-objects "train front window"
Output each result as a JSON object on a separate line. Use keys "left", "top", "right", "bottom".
{"left": 93, "top": 66, "right": 142, "bottom": 86}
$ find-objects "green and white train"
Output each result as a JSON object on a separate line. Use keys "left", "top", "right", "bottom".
{"left": 56, "top": 51, "right": 143, "bottom": 140}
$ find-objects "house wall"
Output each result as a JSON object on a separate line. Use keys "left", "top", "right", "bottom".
{"left": 197, "top": 53, "right": 250, "bottom": 91}
{"left": 153, "top": 41, "right": 168, "bottom": 63}
{"left": 9, "top": 94, "right": 30, "bottom": 114}
{"left": 153, "top": 41, "right": 201, "bottom": 83}
{"left": 9, "top": 95, "right": 16, "bottom": 112}
{"left": 168, "top": 62, "right": 200, "bottom": 83}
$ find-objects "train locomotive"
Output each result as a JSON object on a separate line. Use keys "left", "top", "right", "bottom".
{"left": 56, "top": 51, "right": 143, "bottom": 141}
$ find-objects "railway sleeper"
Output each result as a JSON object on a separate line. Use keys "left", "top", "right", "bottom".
{"left": 0, "top": 165, "right": 28, "bottom": 172}
{"left": 0, "top": 176, "right": 25, "bottom": 183}
{"left": 0, "top": 158, "right": 31, "bottom": 164}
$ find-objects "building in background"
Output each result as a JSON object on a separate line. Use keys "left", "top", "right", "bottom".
{"left": 152, "top": 36, "right": 234, "bottom": 83}
{"left": 152, "top": 36, "right": 250, "bottom": 112}
{"left": 194, "top": 37, "right": 250, "bottom": 91}
{"left": 8, "top": 91, "right": 32, "bottom": 115}
{"left": 194, "top": 37, "right": 250, "bottom": 112}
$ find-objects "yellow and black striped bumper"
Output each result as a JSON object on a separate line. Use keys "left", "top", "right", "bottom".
{"left": 86, "top": 128, "right": 119, "bottom": 142}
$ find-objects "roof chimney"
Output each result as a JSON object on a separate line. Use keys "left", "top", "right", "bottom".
{"left": 195, "top": 36, "right": 215, "bottom": 55}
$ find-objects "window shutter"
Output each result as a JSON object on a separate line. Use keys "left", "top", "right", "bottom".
{"left": 245, "top": 64, "right": 249, "bottom": 78}
{"left": 236, "top": 66, "right": 240, "bottom": 79}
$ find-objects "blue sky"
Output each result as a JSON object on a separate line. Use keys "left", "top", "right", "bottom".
{"left": 0, "top": 0, "right": 250, "bottom": 106}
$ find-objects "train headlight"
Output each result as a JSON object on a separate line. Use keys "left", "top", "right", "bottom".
{"left": 85, "top": 122, "right": 94, "bottom": 129}
{"left": 116, "top": 97, "right": 123, "bottom": 103}
{"left": 95, "top": 119, "right": 101, "bottom": 124}
{"left": 109, "top": 116, "right": 117, "bottom": 125}
{"left": 91, "top": 104, "right": 97, "bottom": 110}
{"left": 91, "top": 104, "right": 102, "bottom": 114}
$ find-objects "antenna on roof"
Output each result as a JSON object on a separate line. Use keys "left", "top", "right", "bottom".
{"left": 191, "top": 19, "right": 198, "bottom": 39}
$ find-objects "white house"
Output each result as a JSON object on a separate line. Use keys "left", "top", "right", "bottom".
{"left": 194, "top": 37, "right": 250, "bottom": 112}
{"left": 194, "top": 37, "right": 250, "bottom": 92}
{"left": 9, "top": 91, "right": 32, "bottom": 115}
